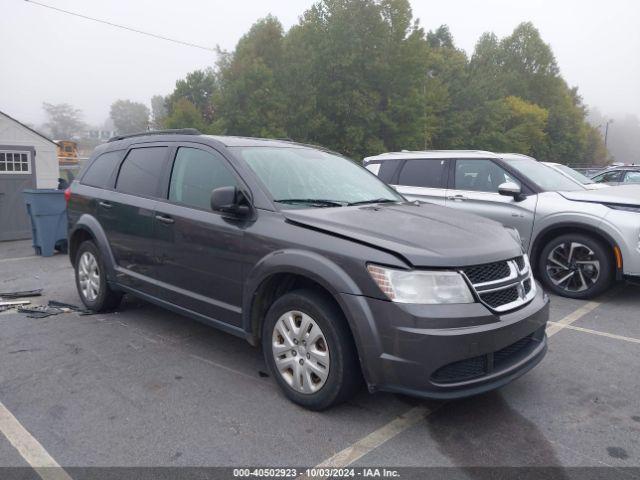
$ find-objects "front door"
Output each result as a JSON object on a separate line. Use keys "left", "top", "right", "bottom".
{"left": 445, "top": 158, "right": 537, "bottom": 251}
{"left": 152, "top": 145, "right": 246, "bottom": 327}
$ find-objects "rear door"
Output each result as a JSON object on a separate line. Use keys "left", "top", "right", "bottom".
{"left": 98, "top": 144, "right": 170, "bottom": 294}
{"left": 151, "top": 144, "right": 246, "bottom": 327}
{"left": 445, "top": 158, "right": 537, "bottom": 251}
{"left": 392, "top": 158, "right": 449, "bottom": 206}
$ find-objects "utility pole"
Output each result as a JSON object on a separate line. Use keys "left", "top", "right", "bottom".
{"left": 604, "top": 119, "right": 614, "bottom": 148}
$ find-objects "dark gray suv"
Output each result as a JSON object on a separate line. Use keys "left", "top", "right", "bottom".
{"left": 67, "top": 130, "right": 549, "bottom": 410}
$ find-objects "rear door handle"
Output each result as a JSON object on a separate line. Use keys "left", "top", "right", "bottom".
{"left": 99, "top": 201, "right": 113, "bottom": 209}
{"left": 448, "top": 194, "right": 466, "bottom": 201}
{"left": 155, "top": 214, "right": 175, "bottom": 225}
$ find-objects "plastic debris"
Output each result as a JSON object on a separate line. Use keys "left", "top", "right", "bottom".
{"left": 0, "top": 289, "right": 43, "bottom": 299}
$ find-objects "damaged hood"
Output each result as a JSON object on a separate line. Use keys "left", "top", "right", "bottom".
{"left": 283, "top": 202, "right": 523, "bottom": 267}
{"left": 559, "top": 185, "right": 640, "bottom": 206}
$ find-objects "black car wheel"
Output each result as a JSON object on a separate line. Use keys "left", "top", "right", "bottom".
{"left": 74, "top": 240, "right": 123, "bottom": 312}
{"left": 538, "top": 233, "right": 613, "bottom": 299}
{"left": 262, "top": 289, "right": 362, "bottom": 410}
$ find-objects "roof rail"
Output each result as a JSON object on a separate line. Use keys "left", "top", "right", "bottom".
{"left": 107, "top": 128, "right": 202, "bottom": 143}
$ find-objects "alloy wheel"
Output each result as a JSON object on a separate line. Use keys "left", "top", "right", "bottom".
{"left": 78, "top": 251, "right": 100, "bottom": 302}
{"left": 546, "top": 241, "right": 600, "bottom": 293}
{"left": 271, "top": 310, "right": 330, "bottom": 394}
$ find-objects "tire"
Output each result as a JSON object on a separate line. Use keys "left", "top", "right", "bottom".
{"left": 74, "top": 240, "right": 123, "bottom": 312}
{"left": 262, "top": 289, "right": 362, "bottom": 410}
{"left": 538, "top": 233, "right": 614, "bottom": 299}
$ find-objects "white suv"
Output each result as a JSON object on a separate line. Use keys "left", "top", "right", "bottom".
{"left": 364, "top": 150, "right": 640, "bottom": 299}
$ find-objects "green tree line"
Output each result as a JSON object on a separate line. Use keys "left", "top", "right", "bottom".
{"left": 160, "top": 0, "right": 607, "bottom": 164}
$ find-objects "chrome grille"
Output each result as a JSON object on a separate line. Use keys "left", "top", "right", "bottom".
{"left": 462, "top": 261, "right": 510, "bottom": 284}
{"left": 461, "top": 255, "right": 536, "bottom": 313}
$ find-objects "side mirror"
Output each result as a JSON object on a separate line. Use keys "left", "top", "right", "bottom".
{"left": 498, "top": 182, "right": 523, "bottom": 201}
{"left": 210, "top": 186, "right": 251, "bottom": 218}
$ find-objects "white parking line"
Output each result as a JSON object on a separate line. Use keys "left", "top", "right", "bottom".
{"left": 0, "top": 256, "right": 36, "bottom": 263}
{"left": 547, "top": 321, "right": 640, "bottom": 344}
{"left": 299, "top": 405, "right": 437, "bottom": 479}
{"left": 0, "top": 401, "right": 72, "bottom": 480}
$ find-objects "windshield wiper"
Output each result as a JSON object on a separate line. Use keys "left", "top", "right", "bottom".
{"left": 347, "top": 198, "right": 399, "bottom": 206}
{"left": 274, "top": 198, "right": 347, "bottom": 207}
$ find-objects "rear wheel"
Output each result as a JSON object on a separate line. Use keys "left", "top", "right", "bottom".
{"left": 538, "top": 233, "right": 613, "bottom": 299}
{"left": 262, "top": 289, "right": 362, "bottom": 410}
{"left": 74, "top": 240, "right": 123, "bottom": 311}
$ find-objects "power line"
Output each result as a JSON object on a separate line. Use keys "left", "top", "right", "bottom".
{"left": 24, "top": 0, "right": 217, "bottom": 53}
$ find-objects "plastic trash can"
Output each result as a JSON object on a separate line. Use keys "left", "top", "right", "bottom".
{"left": 23, "top": 189, "right": 68, "bottom": 257}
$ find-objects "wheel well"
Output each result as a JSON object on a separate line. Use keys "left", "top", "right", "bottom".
{"left": 69, "top": 228, "right": 94, "bottom": 265}
{"left": 531, "top": 226, "right": 618, "bottom": 275}
{"left": 249, "top": 273, "right": 346, "bottom": 345}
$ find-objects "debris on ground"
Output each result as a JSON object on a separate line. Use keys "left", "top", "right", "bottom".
{"left": 17, "top": 305, "right": 63, "bottom": 318}
{"left": 0, "top": 289, "right": 43, "bottom": 299}
{"left": 0, "top": 299, "right": 31, "bottom": 307}
{"left": 47, "top": 300, "right": 95, "bottom": 315}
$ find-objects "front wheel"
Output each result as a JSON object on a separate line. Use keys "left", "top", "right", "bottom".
{"left": 262, "top": 289, "right": 362, "bottom": 410}
{"left": 538, "top": 233, "right": 614, "bottom": 299}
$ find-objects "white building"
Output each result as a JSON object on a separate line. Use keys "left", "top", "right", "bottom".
{"left": 0, "top": 110, "right": 59, "bottom": 241}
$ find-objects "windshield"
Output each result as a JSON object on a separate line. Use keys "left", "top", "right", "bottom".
{"left": 231, "top": 146, "right": 403, "bottom": 208}
{"left": 553, "top": 164, "right": 595, "bottom": 185}
{"left": 503, "top": 158, "right": 585, "bottom": 192}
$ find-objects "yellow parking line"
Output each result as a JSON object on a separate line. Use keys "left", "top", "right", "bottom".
{"left": 548, "top": 321, "right": 640, "bottom": 344}
{"left": 0, "top": 400, "right": 72, "bottom": 480}
{"left": 546, "top": 300, "right": 602, "bottom": 337}
{"left": 298, "top": 405, "right": 437, "bottom": 479}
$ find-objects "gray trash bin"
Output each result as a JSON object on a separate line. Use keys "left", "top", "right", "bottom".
{"left": 23, "top": 189, "right": 68, "bottom": 257}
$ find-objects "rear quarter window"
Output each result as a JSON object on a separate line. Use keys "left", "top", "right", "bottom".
{"left": 367, "top": 160, "right": 400, "bottom": 183}
{"left": 81, "top": 151, "right": 123, "bottom": 188}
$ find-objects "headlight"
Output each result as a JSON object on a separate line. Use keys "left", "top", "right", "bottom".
{"left": 367, "top": 264, "right": 475, "bottom": 304}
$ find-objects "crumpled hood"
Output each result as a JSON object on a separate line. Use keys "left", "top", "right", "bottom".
{"left": 283, "top": 202, "right": 523, "bottom": 267}
{"left": 559, "top": 185, "right": 640, "bottom": 206}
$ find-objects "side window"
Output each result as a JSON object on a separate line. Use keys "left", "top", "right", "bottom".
{"left": 454, "top": 159, "right": 519, "bottom": 193}
{"left": 594, "top": 170, "right": 622, "bottom": 183}
{"left": 169, "top": 147, "right": 238, "bottom": 210}
{"left": 82, "top": 151, "right": 122, "bottom": 188}
{"left": 116, "top": 147, "right": 167, "bottom": 197}
{"left": 397, "top": 159, "right": 446, "bottom": 188}
{"left": 623, "top": 171, "right": 640, "bottom": 184}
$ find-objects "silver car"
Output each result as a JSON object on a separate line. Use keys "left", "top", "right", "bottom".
{"left": 364, "top": 150, "right": 640, "bottom": 299}
{"left": 542, "top": 162, "right": 609, "bottom": 190}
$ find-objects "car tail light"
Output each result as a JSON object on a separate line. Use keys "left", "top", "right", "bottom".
{"left": 64, "top": 187, "right": 71, "bottom": 204}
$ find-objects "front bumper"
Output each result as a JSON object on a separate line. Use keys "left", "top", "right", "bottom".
{"left": 340, "top": 284, "right": 549, "bottom": 399}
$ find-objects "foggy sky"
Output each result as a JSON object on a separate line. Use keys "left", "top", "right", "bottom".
{"left": 1, "top": 0, "right": 638, "bottom": 128}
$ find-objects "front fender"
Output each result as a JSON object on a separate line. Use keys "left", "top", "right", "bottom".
{"left": 242, "top": 249, "right": 383, "bottom": 382}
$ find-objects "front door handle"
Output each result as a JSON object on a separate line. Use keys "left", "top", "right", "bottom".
{"left": 155, "top": 214, "right": 175, "bottom": 225}
{"left": 99, "top": 201, "right": 113, "bottom": 209}
{"left": 448, "top": 194, "right": 466, "bottom": 201}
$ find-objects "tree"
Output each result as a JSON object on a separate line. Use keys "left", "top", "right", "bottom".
{"left": 163, "top": 98, "right": 207, "bottom": 132}
{"left": 162, "top": 4, "right": 606, "bottom": 164}
{"left": 110, "top": 100, "right": 150, "bottom": 134}
{"left": 213, "top": 15, "right": 288, "bottom": 137}
{"left": 42, "top": 102, "right": 85, "bottom": 139}
{"left": 166, "top": 68, "right": 218, "bottom": 123}
{"left": 150, "top": 95, "right": 168, "bottom": 129}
